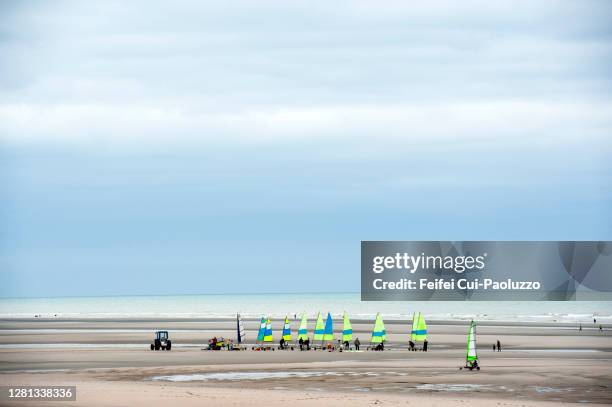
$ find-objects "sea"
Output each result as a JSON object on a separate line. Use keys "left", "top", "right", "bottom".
{"left": 1, "top": 293, "right": 611, "bottom": 323}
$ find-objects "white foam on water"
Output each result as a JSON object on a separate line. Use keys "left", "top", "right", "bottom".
{"left": 150, "top": 371, "right": 331, "bottom": 382}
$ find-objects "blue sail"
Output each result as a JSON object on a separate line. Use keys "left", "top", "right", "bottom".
{"left": 323, "top": 312, "right": 334, "bottom": 341}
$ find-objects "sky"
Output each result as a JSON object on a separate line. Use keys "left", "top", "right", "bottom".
{"left": 1, "top": 0, "right": 611, "bottom": 297}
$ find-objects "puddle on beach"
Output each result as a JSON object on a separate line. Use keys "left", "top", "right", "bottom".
{"left": 151, "top": 371, "right": 337, "bottom": 382}
{"left": 531, "top": 386, "right": 569, "bottom": 393}
{"left": 513, "top": 349, "right": 601, "bottom": 353}
{"left": 416, "top": 383, "right": 489, "bottom": 392}
{"left": 1, "top": 369, "right": 71, "bottom": 374}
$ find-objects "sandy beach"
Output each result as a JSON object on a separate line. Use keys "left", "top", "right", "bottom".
{"left": 1, "top": 317, "right": 611, "bottom": 406}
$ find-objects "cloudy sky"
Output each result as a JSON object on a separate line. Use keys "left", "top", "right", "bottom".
{"left": 1, "top": 0, "right": 611, "bottom": 297}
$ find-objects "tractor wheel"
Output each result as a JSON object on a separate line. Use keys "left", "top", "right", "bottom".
{"left": 161, "top": 346, "right": 166, "bottom": 350}
{"left": 150, "top": 344, "right": 154, "bottom": 351}
{"left": 155, "top": 339, "right": 161, "bottom": 350}
{"left": 166, "top": 341, "right": 171, "bottom": 350}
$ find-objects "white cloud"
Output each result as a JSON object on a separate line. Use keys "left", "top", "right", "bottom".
{"left": 1, "top": 101, "right": 611, "bottom": 150}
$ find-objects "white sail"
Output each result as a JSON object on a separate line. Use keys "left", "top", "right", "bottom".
{"left": 466, "top": 321, "right": 477, "bottom": 361}
{"left": 237, "top": 313, "right": 246, "bottom": 344}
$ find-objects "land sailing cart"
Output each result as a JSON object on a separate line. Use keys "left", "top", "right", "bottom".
{"left": 460, "top": 321, "right": 479, "bottom": 370}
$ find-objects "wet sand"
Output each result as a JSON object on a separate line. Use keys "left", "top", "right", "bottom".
{"left": 1, "top": 318, "right": 611, "bottom": 406}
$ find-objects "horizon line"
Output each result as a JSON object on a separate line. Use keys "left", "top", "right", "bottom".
{"left": 0, "top": 291, "right": 362, "bottom": 301}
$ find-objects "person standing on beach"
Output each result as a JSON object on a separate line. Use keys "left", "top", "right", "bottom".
{"left": 497, "top": 340, "right": 501, "bottom": 352}
{"left": 354, "top": 337, "right": 360, "bottom": 351}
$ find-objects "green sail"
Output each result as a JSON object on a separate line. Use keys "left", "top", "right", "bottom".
{"left": 466, "top": 320, "right": 478, "bottom": 362}
{"left": 313, "top": 312, "right": 324, "bottom": 341}
{"left": 411, "top": 312, "right": 427, "bottom": 342}
{"left": 371, "top": 313, "right": 386, "bottom": 343}
{"left": 297, "top": 312, "right": 308, "bottom": 341}
{"left": 342, "top": 311, "right": 353, "bottom": 342}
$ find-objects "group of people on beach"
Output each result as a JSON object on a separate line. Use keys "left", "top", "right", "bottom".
{"left": 295, "top": 337, "right": 362, "bottom": 351}
{"left": 207, "top": 335, "right": 434, "bottom": 352}
{"left": 408, "top": 339, "right": 428, "bottom": 352}
{"left": 207, "top": 337, "right": 236, "bottom": 350}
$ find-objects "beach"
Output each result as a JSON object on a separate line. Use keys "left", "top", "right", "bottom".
{"left": 1, "top": 316, "right": 611, "bottom": 406}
